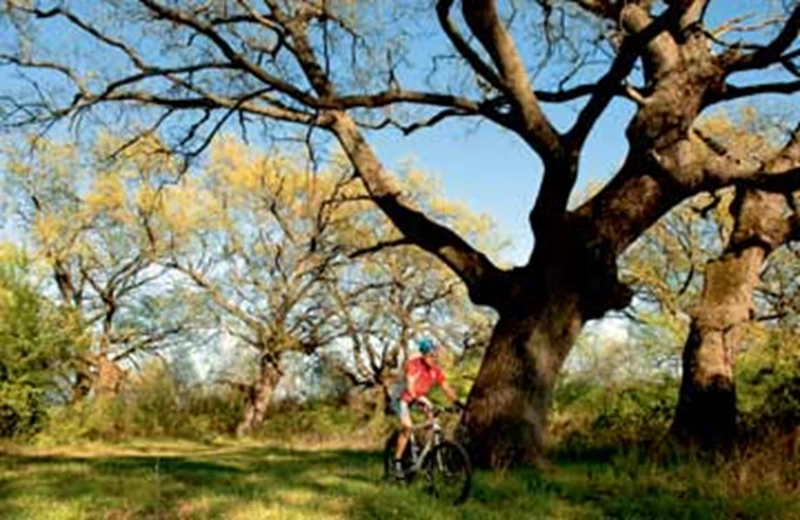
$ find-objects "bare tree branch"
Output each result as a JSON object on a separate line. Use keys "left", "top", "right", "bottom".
{"left": 704, "top": 123, "right": 800, "bottom": 192}
{"left": 330, "top": 113, "right": 506, "bottom": 307}
{"left": 348, "top": 238, "right": 414, "bottom": 259}
{"left": 707, "top": 80, "right": 800, "bottom": 104}
{"left": 435, "top": 0, "right": 505, "bottom": 93}
{"left": 566, "top": 3, "right": 690, "bottom": 151}
{"left": 725, "top": 4, "right": 800, "bottom": 72}
{"left": 461, "top": 0, "right": 563, "bottom": 158}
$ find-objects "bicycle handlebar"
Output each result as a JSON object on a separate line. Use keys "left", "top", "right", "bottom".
{"left": 409, "top": 401, "right": 463, "bottom": 416}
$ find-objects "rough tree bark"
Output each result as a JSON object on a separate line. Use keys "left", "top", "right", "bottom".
{"left": 71, "top": 368, "right": 93, "bottom": 404}
{"left": 465, "top": 297, "right": 582, "bottom": 466}
{"left": 673, "top": 159, "right": 800, "bottom": 451}
{"left": 69, "top": 353, "right": 127, "bottom": 403}
{"left": 95, "top": 354, "right": 126, "bottom": 396}
{"left": 462, "top": 218, "right": 633, "bottom": 466}
{"left": 236, "top": 355, "right": 282, "bottom": 436}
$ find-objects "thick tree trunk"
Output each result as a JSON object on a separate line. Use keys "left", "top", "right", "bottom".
{"left": 460, "top": 216, "right": 632, "bottom": 468}
{"left": 671, "top": 250, "right": 763, "bottom": 453}
{"left": 70, "top": 354, "right": 125, "bottom": 403}
{"left": 463, "top": 292, "right": 585, "bottom": 467}
{"left": 95, "top": 355, "right": 125, "bottom": 396}
{"left": 672, "top": 190, "right": 793, "bottom": 453}
{"left": 236, "top": 358, "right": 281, "bottom": 436}
{"left": 71, "top": 370, "right": 92, "bottom": 404}
{"left": 380, "top": 383, "right": 393, "bottom": 416}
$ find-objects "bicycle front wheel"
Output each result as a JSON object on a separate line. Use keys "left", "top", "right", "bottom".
{"left": 424, "top": 440, "right": 471, "bottom": 505}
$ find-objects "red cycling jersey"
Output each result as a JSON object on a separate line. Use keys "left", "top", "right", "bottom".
{"left": 400, "top": 356, "right": 445, "bottom": 403}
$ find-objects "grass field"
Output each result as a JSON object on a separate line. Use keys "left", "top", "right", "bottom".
{"left": 1, "top": 439, "right": 798, "bottom": 519}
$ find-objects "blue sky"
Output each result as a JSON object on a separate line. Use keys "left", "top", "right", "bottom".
{"left": 0, "top": 0, "right": 797, "bottom": 380}
{"left": 355, "top": 0, "right": 800, "bottom": 265}
{"left": 1, "top": 0, "right": 797, "bottom": 269}
{"left": 365, "top": 97, "right": 634, "bottom": 264}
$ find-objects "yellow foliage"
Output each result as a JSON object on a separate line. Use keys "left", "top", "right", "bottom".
{"left": 95, "top": 133, "right": 180, "bottom": 179}
{"left": 134, "top": 184, "right": 160, "bottom": 215}
{"left": 696, "top": 106, "right": 777, "bottom": 162}
{"left": 84, "top": 174, "right": 127, "bottom": 218}
{"left": 32, "top": 213, "right": 70, "bottom": 250}
{"left": 5, "top": 158, "right": 32, "bottom": 177}
{"left": 160, "top": 180, "right": 223, "bottom": 237}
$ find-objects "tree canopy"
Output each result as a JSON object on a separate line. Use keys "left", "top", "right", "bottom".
{"left": 1, "top": 0, "right": 799, "bottom": 466}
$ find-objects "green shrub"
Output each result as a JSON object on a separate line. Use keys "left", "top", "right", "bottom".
{"left": 737, "top": 331, "right": 800, "bottom": 442}
{"left": 551, "top": 377, "right": 678, "bottom": 459}
{"left": 36, "top": 396, "right": 127, "bottom": 444}
{"left": 180, "top": 386, "right": 247, "bottom": 436}
{"left": 36, "top": 360, "right": 248, "bottom": 443}
{"left": 0, "top": 247, "right": 77, "bottom": 438}
{"left": 259, "top": 400, "right": 376, "bottom": 440}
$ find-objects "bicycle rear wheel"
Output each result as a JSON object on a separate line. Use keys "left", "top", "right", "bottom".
{"left": 424, "top": 440, "right": 471, "bottom": 505}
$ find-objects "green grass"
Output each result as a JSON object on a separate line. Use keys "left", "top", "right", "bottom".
{"left": 0, "top": 440, "right": 797, "bottom": 519}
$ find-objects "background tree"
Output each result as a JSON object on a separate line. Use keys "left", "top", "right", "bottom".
{"left": 621, "top": 110, "right": 800, "bottom": 452}
{"left": 327, "top": 169, "right": 502, "bottom": 410}
{"left": 3, "top": 136, "right": 194, "bottom": 402}
{"left": 146, "top": 138, "right": 372, "bottom": 435}
{"left": 668, "top": 117, "right": 800, "bottom": 452}
{"left": 149, "top": 137, "right": 501, "bottom": 434}
{"left": 2, "top": 0, "right": 799, "bottom": 466}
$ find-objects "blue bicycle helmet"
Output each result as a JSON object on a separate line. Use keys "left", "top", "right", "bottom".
{"left": 418, "top": 337, "right": 436, "bottom": 354}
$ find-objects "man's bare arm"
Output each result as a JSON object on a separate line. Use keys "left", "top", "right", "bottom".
{"left": 440, "top": 380, "right": 459, "bottom": 403}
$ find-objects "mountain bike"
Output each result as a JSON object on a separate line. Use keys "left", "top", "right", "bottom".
{"left": 382, "top": 403, "right": 472, "bottom": 505}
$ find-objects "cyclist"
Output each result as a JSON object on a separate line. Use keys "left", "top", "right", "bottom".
{"left": 391, "top": 337, "right": 464, "bottom": 478}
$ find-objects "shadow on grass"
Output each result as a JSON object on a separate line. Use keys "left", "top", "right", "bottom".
{"left": 1, "top": 445, "right": 797, "bottom": 519}
{"left": 0, "top": 445, "right": 386, "bottom": 519}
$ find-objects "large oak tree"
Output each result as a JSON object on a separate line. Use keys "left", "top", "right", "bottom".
{"left": 1, "top": 0, "right": 799, "bottom": 466}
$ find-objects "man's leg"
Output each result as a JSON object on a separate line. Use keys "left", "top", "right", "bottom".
{"left": 393, "top": 400, "right": 412, "bottom": 476}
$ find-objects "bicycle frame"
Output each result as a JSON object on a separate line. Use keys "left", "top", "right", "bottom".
{"left": 384, "top": 405, "right": 472, "bottom": 505}
{"left": 405, "top": 417, "right": 444, "bottom": 475}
